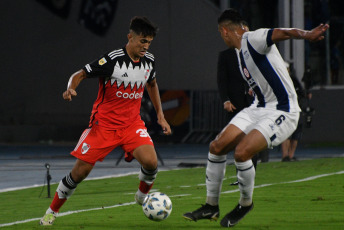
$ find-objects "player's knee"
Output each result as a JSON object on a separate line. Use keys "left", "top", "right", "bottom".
{"left": 71, "top": 160, "right": 93, "bottom": 183}
{"left": 141, "top": 158, "right": 158, "bottom": 171}
{"left": 209, "top": 140, "right": 224, "bottom": 155}
{"left": 234, "top": 145, "right": 250, "bottom": 162}
{"left": 71, "top": 168, "right": 91, "bottom": 183}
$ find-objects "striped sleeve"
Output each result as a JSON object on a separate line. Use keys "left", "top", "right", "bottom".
{"left": 82, "top": 49, "right": 124, "bottom": 78}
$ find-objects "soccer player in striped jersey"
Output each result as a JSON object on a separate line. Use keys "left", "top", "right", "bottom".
{"left": 183, "top": 8, "right": 329, "bottom": 227}
{"left": 40, "top": 16, "right": 171, "bottom": 225}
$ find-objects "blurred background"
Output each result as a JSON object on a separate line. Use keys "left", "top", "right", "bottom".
{"left": 0, "top": 0, "right": 343, "bottom": 147}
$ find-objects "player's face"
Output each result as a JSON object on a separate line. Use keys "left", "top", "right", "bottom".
{"left": 127, "top": 32, "right": 154, "bottom": 60}
{"left": 218, "top": 25, "right": 237, "bottom": 48}
{"left": 218, "top": 25, "right": 233, "bottom": 48}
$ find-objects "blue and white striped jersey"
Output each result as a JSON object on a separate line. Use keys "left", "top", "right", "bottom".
{"left": 237, "top": 29, "right": 301, "bottom": 113}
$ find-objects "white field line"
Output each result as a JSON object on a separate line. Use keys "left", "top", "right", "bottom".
{"left": 0, "top": 172, "right": 140, "bottom": 193}
{"left": 0, "top": 168, "right": 184, "bottom": 193}
{"left": 0, "top": 171, "right": 343, "bottom": 227}
{"left": 221, "top": 170, "right": 344, "bottom": 194}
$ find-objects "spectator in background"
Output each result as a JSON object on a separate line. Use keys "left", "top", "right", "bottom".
{"left": 281, "top": 62, "right": 312, "bottom": 162}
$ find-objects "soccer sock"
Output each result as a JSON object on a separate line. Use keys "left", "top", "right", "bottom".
{"left": 49, "top": 172, "right": 78, "bottom": 213}
{"left": 235, "top": 160, "right": 255, "bottom": 207}
{"left": 206, "top": 152, "right": 227, "bottom": 206}
{"left": 138, "top": 167, "right": 158, "bottom": 194}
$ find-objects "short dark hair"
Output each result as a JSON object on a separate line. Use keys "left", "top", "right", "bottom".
{"left": 218, "top": 8, "right": 243, "bottom": 25}
{"left": 129, "top": 16, "right": 158, "bottom": 37}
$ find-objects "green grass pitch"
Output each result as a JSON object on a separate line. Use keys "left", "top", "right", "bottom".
{"left": 0, "top": 158, "right": 343, "bottom": 229}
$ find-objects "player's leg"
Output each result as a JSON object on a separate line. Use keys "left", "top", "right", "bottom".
{"left": 281, "top": 139, "right": 291, "bottom": 161}
{"left": 183, "top": 124, "right": 245, "bottom": 222}
{"left": 40, "top": 125, "right": 115, "bottom": 225}
{"left": 221, "top": 110, "right": 299, "bottom": 227}
{"left": 206, "top": 124, "right": 245, "bottom": 206}
{"left": 288, "top": 139, "right": 298, "bottom": 160}
{"left": 288, "top": 123, "right": 302, "bottom": 161}
{"left": 220, "top": 129, "right": 266, "bottom": 227}
{"left": 40, "top": 159, "right": 94, "bottom": 225}
{"left": 133, "top": 144, "right": 158, "bottom": 204}
{"left": 234, "top": 129, "right": 267, "bottom": 203}
{"left": 121, "top": 119, "right": 158, "bottom": 205}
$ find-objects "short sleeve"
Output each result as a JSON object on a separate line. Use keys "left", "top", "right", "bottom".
{"left": 145, "top": 54, "right": 156, "bottom": 83}
{"left": 83, "top": 54, "right": 114, "bottom": 78}
{"left": 246, "top": 29, "right": 274, "bottom": 54}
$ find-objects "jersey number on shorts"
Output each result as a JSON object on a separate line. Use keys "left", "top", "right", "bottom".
{"left": 275, "top": 115, "right": 286, "bottom": 126}
{"left": 136, "top": 128, "right": 150, "bottom": 137}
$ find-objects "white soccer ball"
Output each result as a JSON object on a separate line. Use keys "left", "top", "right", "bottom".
{"left": 142, "top": 192, "right": 172, "bottom": 221}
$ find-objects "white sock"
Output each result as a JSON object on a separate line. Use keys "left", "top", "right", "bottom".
{"left": 235, "top": 160, "right": 255, "bottom": 207}
{"left": 45, "top": 207, "right": 57, "bottom": 215}
{"left": 206, "top": 152, "right": 227, "bottom": 206}
{"left": 135, "top": 189, "right": 147, "bottom": 203}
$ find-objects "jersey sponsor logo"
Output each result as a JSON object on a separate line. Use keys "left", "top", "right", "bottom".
{"left": 98, "top": 57, "right": 107, "bottom": 65}
{"left": 81, "top": 142, "right": 91, "bottom": 154}
{"left": 116, "top": 91, "right": 143, "bottom": 99}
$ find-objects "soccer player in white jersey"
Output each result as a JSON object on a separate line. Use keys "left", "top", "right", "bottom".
{"left": 40, "top": 16, "right": 171, "bottom": 225}
{"left": 183, "top": 8, "right": 329, "bottom": 227}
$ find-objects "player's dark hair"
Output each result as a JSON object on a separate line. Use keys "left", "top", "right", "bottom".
{"left": 218, "top": 8, "right": 243, "bottom": 25}
{"left": 129, "top": 16, "right": 158, "bottom": 37}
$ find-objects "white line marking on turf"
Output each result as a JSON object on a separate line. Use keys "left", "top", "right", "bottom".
{"left": 0, "top": 202, "right": 136, "bottom": 227}
{"left": 0, "top": 172, "right": 140, "bottom": 193}
{"left": 222, "top": 170, "right": 344, "bottom": 194}
{"left": 0, "top": 168, "right": 181, "bottom": 193}
{"left": 0, "top": 171, "right": 343, "bottom": 227}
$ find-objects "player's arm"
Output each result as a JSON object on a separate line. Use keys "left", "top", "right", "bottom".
{"left": 146, "top": 78, "right": 172, "bottom": 135}
{"left": 217, "top": 51, "right": 231, "bottom": 104}
{"left": 271, "top": 24, "right": 329, "bottom": 43}
{"left": 217, "top": 54, "right": 238, "bottom": 112}
{"left": 62, "top": 69, "right": 87, "bottom": 101}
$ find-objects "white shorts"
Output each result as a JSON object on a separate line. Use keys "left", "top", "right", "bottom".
{"left": 229, "top": 107, "right": 300, "bottom": 148}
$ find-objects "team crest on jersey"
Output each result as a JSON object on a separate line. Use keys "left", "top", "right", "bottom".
{"left": 98, "top": 58, "right": 107, "bottom": 66}
{"left": 243, "top": 68, "right": 250, "bottom": 78}
{"left": 81, "top": 143, "right": 91, "bottom": 154}
{"left": 144, "top": 69, "right": 150, "bottom": 80}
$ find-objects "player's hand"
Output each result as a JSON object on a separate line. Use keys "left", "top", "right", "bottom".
{"left": 63, "top": 88, "right": 77, "bottom": 101}
{"left": 158, "top": 117, "right": 172, "bottom": 135}
{"left": 224, "top": 101, "right": 236, "bottom": 112}
{"left": 248, "top": 88, "right": 254, "bottom": 96}
{"left": 307, "top": 24, "right": 329, "bottom": 42}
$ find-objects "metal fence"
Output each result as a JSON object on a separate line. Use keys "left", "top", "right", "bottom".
{"left": 182, "top": 90, "right": 229, "bottom": 143}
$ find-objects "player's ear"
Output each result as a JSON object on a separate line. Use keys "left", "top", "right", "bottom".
{"left": 221, "top": 26, "right": 229, "bottom": 35}
{"left": 127, "top": 33, "right": 132, "bottom": 40}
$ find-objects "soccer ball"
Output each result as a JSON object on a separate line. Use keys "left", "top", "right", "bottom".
{"left": 142, "top": 192, "right": 172, "bottom": 221}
